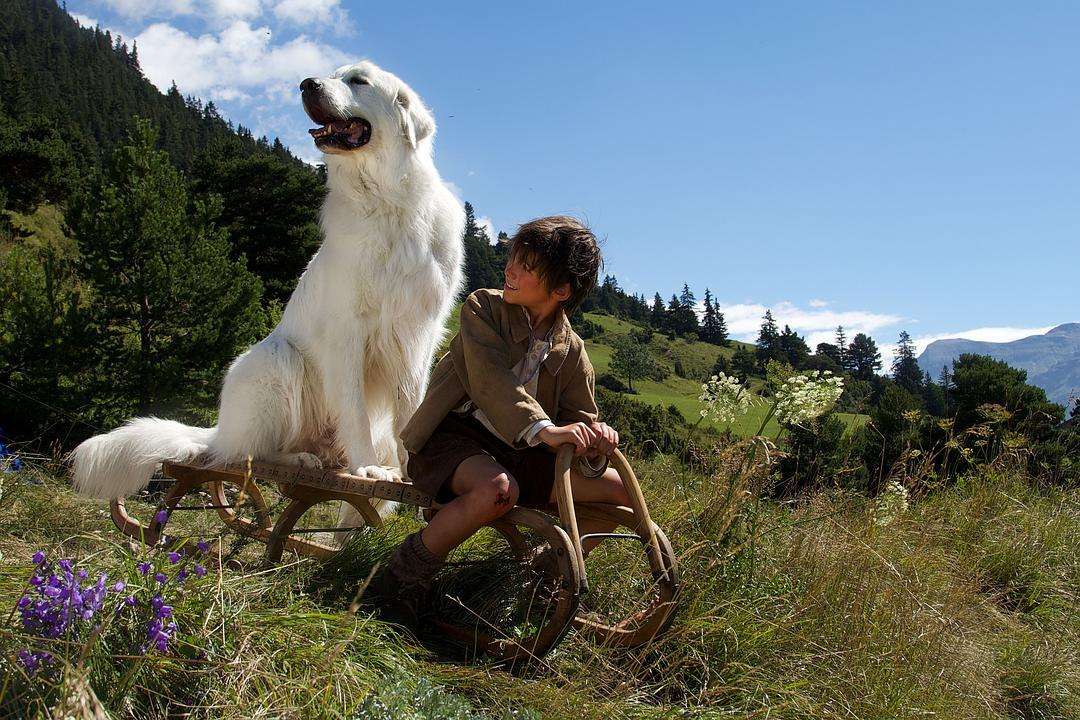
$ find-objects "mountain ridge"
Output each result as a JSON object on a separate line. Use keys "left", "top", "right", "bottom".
{"left": 918, "top": 323, "right": 1079, "bottom": 406}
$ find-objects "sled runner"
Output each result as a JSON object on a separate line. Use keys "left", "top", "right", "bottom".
{"left": 108, "top": 446, "right": 679, "bottom": 664}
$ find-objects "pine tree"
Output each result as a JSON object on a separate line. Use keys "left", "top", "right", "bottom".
{"left": 756, "top": 310, "right": 780, "bottom": 368}
{"left": 72, "top": 119, "right": 266, "bottom": 417}
{"left": 650, "top": 292, "right": 666, "bottom": 331}
{"left": 191, "top": 148, "right": 324, "bottom": 303}
{"left": 732, "top": 345, "right": 757, "bottom": 380}
{"left": 891, "top": 330, "right": 923, "bottom": 394}
{"left": 938, "top": 364, "right": 954, "bottom": 415}
{"left": 834, "top": 326, "right": 848, "bottom": 370}
{"left": 666, "top": 284, "right": 699, "bottom": 336}
{"left": 700, "top": 288, "right": 719, "bottom": 343}
{"left": 846, "top": 333, "right": 882, "bottom": 380}
{"left": 777, "top": 324, "right": 810, "bottom": 368}
{"left": 461, "top": 201, "right": 502, "bottom": 293}
{"left": 679, "top": 283, "right": 696, "bottom": 309}
{"left": 713, "top": 298, "right": 729, "bottom": 346}
{"left": 666, "top": 294, "right": 680, "bottom": 337}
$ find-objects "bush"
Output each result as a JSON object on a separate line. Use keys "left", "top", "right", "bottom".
{"left": 775, "top": 414, "right": 866, "bottom": 495}
{"left": 595, "top": 386, "right": 687, "bottom": 457}
{"left": 574, "top": 316, "right": 602, "bottom": 340}
{"left": 596, "top": 372, "right": 632, "bottom": 394}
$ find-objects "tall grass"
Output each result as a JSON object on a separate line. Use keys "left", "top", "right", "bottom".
{"left": 1, "top": 449, "right": 1077, "bottom": 719}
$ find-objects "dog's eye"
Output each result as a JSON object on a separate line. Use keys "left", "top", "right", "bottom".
{"left": 349, "top": 76, "right": 369, "bottom": 86}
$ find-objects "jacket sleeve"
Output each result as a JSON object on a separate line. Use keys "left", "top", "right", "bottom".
{"left": 458, "top": 291, "right": 552, "bottom": 445}
{"left": 556, "top": 347, "right": 599, "bottom": 425}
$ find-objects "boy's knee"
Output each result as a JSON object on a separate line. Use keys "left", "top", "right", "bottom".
{"left": 472, "top": 473, "right": 519, "bottom": 516}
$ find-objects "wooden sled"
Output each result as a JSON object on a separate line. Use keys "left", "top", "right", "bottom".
{"left": 109, "top": 446, "right": 679, "bottom": 664}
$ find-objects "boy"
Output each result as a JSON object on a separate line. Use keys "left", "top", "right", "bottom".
{"left": 376, "top": 216, "right": 630, "bottom": 624}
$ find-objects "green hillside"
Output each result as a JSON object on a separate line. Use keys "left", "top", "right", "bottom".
{"left": 582, "top": 311, "right": 867, "bottom": 436}
{"left": 439, "top": 302, "right": 866, "bottom": 437}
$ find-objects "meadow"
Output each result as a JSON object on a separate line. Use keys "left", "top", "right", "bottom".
{"left": 1, "top": 446, "right": 1076, "bottom": 719}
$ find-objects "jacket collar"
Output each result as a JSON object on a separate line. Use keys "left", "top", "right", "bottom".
{"left": 508, "top": 298, "right": 572, "bottom": 376}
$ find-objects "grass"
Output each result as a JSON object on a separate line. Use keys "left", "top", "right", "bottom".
{"left": 1, "top": 452, "right": 1077, "bottom": 719}
{"left": 582, "top": 312, "right": 866, "bottom": 437}
{"left": 438, "top": 301, "right": 866, "bottom": 438}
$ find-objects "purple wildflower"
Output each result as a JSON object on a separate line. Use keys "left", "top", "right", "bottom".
{"left": 193, "top": 564, "right": 206, "bottom": 578}
{"left": 32, "top": 551, "right": 45, "bottom": 565}
{"left": 196, "top": 540, "right": 210, "bottom": 553}
{"left": 113, "top": 581, "right": 126, "bottom": 592}
{"left": 154, "top": 572, "right": 167, "bottom": 585}
{"left": 167, "top": 551, "right": 181, "bottom": 564}
{"left": 17, "top": 560, "right": 113, "bottom": 675}
{"left": 177, "top": 568, "right": 189, "bottom": 582}
{"left": 154, "top": 509, "right": 169, "bottom": 524}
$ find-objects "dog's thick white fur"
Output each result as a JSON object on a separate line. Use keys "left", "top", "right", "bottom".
{"left": 70, "top": 60, "right": 464, "bottom": 522}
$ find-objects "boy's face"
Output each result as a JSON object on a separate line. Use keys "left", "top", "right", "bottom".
{"left": 503, "top": 252, "right": 568, "bottom": 309}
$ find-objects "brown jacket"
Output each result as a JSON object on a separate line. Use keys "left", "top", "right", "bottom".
{"left": 400, "top": 288, "right": 598, "bottom": 454}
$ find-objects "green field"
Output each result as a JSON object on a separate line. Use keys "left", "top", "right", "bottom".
{"left": 2, "top": 457, "right": 1076, "bottom": 719}
{"left": 581, "top": 311, "right": 866, "bottom": 437}
{"left": 438, "top": 302, "right": 866, "bottom": 437}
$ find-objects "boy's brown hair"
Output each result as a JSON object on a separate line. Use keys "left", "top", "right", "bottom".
{"left": 504, "top": 216, "right": 603, "bottom": 316}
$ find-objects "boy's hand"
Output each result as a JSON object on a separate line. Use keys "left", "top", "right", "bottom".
{"left": 586, "top": 421, "right": 619, "bottom": 457}
{"left": 538, "top": 423, "right": 598, "bottom": 456}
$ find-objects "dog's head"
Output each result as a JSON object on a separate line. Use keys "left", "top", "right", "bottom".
{"left": 301, "top": 60, "right": 434, "bottom": 158}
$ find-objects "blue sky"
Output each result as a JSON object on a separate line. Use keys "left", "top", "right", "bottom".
{"left": 66, "top": 1, "right": 1079, "bottom": 365}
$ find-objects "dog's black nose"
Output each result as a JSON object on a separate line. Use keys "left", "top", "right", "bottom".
{"left": 300, "top": 78, "right": 321, "bottom": 93}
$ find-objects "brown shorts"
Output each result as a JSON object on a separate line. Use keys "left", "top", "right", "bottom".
{"left": 406, "top": 411, "right": 557, "bottom": 508}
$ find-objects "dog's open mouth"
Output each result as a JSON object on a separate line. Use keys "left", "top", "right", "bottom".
{"left": 308, "top": 118, "right": 372, "bottom": 150}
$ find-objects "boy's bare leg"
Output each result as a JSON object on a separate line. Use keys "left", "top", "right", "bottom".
{"left": 550, "top": 464, "right": 631, "bottom": 556}
{"left": 420, "top": 454, "right": 519, "bottom": 560}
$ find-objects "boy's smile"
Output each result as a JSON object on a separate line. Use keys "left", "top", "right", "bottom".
{"left": 502, "top": 255, "right": 571, "bottom": 335}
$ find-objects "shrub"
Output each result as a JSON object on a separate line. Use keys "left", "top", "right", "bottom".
{"left": 595, "top": 386, "right": 687, "bottom": 457}
{"left": 596, "top": 372, "right": 631, "bottom": 394}
{"left": 574, "top": 316, "right": 602, "bottom": 339}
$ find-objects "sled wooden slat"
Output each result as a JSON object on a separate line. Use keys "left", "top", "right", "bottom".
{"left": 106, "top": 446, "right": 678, "bottom": 663}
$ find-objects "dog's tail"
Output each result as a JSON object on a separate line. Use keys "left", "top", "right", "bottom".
{"left": 69, "top": 418, "right": 216, "bottom": 499}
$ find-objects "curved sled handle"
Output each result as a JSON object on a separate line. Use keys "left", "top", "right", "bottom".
{"left": 554, "top": 445, "right": 667, "bottom": 591}
{"left": 607, "top": 449, "right": 665, "bottom": 581}
{"left": 554, "top": 444, "right": 587, "bottom": 593}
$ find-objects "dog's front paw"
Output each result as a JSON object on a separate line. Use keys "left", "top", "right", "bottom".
{"left": 354, "top": 464, "right": 402, "bottom": 483}
{"left": 273, "top": 452, "right": 323, "bottom": 469}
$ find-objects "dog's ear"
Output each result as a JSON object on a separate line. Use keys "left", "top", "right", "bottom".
{"left": 396, "top": 88, "right": 434, "bottom": 149}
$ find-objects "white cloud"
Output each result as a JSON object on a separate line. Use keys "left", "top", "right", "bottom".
{"left": 808, "top": 298, "right": 829, "bottom": 308}
{"left": 134, "top": 21, "right": 349, "bottom": 102}
{"left": 477, "top": 216, "right": 498, "bottom": 244}
{"left": 71, "top": 12, "right": 99, "bottom": 27}
{"left": 710, "top": 300, "right": 903, "bottom": 345}
{"left": 880, "top": 325, "right": 1055, "bottom": 372}
{"left": 94, "top": 0, "right": 260, "bottom": 21}
{"left": 208, "top": 0, "right": 261, "bottom": 19}
{"left": 272, "top": 0, "right": 346, "bottom": 27}
{"left": 95, "top": 0, "right": 196, "bottom": 20}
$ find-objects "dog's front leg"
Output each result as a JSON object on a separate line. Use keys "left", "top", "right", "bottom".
{"left": 326, "top": 353, "right": 399, "bottom": 483}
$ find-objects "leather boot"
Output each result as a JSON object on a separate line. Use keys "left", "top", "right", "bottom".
{"left": 370, "top": 531, "right": 443, "bottom": 629}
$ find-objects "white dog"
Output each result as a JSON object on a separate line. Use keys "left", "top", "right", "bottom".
{"left": 70, "top": 60, "right": 465, "bottom": 517}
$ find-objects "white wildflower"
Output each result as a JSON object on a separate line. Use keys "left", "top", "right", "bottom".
{"left": 698, "top": 372, "right": 755, "bottom": 424}
{"left": 874, "top": 479, "right": 909, "bottom": 526}
{"left": 773, "top": 370, "right": 844, "bottom": 428}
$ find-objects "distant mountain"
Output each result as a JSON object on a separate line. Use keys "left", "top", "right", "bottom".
{"left": 918, "top": 324, "right": 1080, "bottom": 407}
